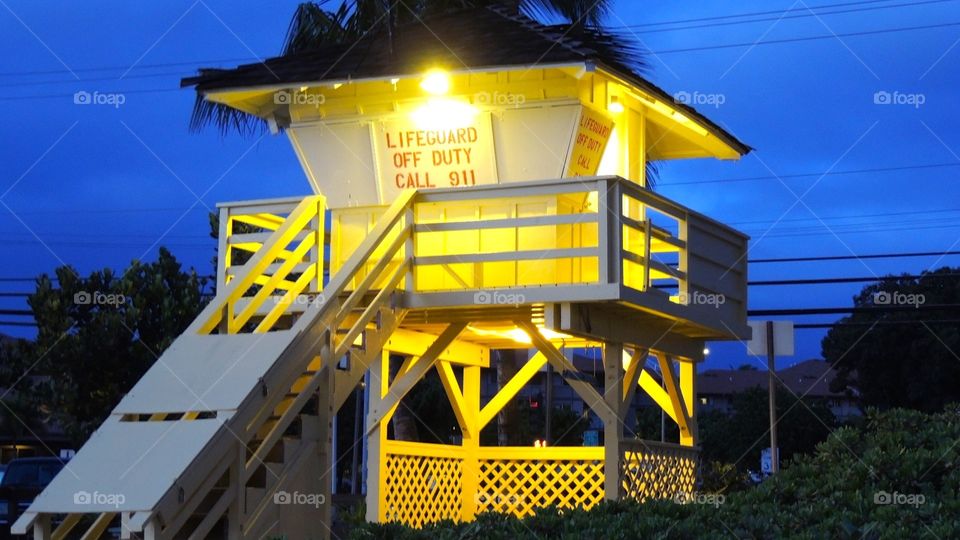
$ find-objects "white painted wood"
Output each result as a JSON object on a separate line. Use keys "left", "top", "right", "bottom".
{"left": 27, "top": 418, "right": 225, "bottom": 513}
{"left": 114, "top": 333, "right": 293, "bottom": 414}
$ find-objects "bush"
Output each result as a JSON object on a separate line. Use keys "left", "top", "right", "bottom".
{"left": 351, "top": 407, "right": 960, "bottom": 539}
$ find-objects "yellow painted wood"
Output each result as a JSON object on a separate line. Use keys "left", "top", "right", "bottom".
{"left": 436, "top": 360, "right": 473, "bottom": 438}
{"left": 460, "top": 365, "right": 481, "bottom": 521}
{"left": 386, "top": 328, "right": 489, "bottom": 367}
{"left": 50, "top": 513, "right": 81, "bottom": 540}
{"left": 518, "top": 321, "right": 617, "bottom": 424}
{"left": 679, "top": 360, "right": 698, "bottom": 447}
{"left": 231, "top": 234, "right": 317, "bottom": 332}
{"left": 253, "top": 265, "right": 317, "bottom": 333}
{"left": 78, "top": 512, "right": 114, "bottom": 540}
{"left": 638, "top": 369, "right": 679, "bottom": 424}
{"left": 477, "top": 352, "right": 547, "bottom": 430}
{"left": 656, "top": 353, "right": 692, "bottom": 443}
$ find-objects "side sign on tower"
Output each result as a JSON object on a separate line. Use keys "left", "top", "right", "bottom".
{"left": 565, "top": 106, "right": 615, "bottom": 177}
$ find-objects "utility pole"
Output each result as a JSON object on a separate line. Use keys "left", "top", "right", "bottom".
{"left": 766, "top": 321, "right": 779, "bottom": 473}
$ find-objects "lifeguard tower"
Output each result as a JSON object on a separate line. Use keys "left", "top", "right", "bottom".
{"left": 15, "top": 7, "right": 750, "bottom": 539}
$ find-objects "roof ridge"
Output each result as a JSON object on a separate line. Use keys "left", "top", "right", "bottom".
{"left": 485, "top": 5, "right": 595, "bottom": 60}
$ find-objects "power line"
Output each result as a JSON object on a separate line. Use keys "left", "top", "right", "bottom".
{"left": 749, "top": 304, "right": 960, "bottom": 316}
{"left": 796, "top": 319, "right": 960, "bottom": 328}
{"left": 749, "top": 273, "right": 960, "bottom": 286}
{"left": 650, "top": 20, "right": 960, "bottom": 55}
{"left": 616, "top": 0, "right": 957, "bottom": 34}
{"left": 613, "top": 0, "right": 913, "bottom": 28}
{"left": 658, "top": 162, "right": 960, "bottom": 187}
{"left": 749, "top": 250, "right": 960, "bottom": 263}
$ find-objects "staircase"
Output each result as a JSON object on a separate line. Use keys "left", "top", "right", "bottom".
{"left": 14, "top": 192, "right": 416, "bottom": 539}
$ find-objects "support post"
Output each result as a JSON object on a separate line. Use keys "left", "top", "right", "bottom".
{"left": 602, "top": 342, "right": 624, "bottom": 501}
{"left": 460, "top": 365, "right": 481, "bottom": 521}
{"left": 33, "top": 515, "right": 50, "bottom": 540}
{"left": 679, "top": 360, "right": 698, "bottom": 447}
{"left": 227, "top": 440, "right": 245, "bottom": 538}
{"left": 316, "top": 339, "right": 336, "bottom": 538}
{"left": 364, "top": 351, "right": 389, "bottom": 522}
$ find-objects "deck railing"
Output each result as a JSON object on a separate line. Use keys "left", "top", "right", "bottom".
{"left": 215, "top": 176, "right": 749, "bottom": 335}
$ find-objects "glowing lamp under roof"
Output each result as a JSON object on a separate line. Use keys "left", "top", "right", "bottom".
{"left": 420, "top": 69, "right": 451, "bottom": 95}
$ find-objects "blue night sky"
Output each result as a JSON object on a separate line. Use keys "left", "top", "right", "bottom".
{"left": 1, "top": 1, "right": 958, "bottom": 370}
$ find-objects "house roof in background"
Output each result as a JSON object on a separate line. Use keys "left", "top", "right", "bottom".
{"left": 181, "top": 6, "right": 749, "bottom": 155}
{"left": 699, "top": 359, "right": 846, "bottom": 399}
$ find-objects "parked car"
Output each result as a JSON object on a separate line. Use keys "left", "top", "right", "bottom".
{"left": 0, "top": 457, "right": 68, "bottom": 538}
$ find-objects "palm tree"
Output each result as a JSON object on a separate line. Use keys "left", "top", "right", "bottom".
{"left": 189, "top": 0, "right": 626, "bottom": 136}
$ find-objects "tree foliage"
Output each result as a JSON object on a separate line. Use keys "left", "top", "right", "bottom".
{"left": 5, "top": 249, "right": 208, "bottom": 444}
{"left": 823, "top": 267, "right": 960, "bottom": 412}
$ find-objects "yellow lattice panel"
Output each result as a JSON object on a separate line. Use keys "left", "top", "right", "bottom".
{"left": 620, "top": 441, "right": 699, "bottom": 501}
{"left": 382, "top": 443, "right": 464, "bottom": 528}
{"left": 476, "top": 447, "right": 605, "bottom": 518}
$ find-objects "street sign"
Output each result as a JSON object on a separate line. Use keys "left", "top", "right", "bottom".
{"left": 761, "top": 447, "right": 779, "bottom": 475}
{"left": 747, "top": 320, "right": 795, "bottom": 356}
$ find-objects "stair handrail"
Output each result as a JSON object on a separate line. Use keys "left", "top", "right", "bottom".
{"left": 189, "top": 194, "right": 326, "bottom": 335}
{"left": 241, "top": 190, "right": 417, "bottom": 478}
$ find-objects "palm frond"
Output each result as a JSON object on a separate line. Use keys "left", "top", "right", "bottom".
{"left": 188, "top": 92, "right": 266, "bottom": 136}
{"left": 520, "top": 0, "right": 614, "bottom": 27}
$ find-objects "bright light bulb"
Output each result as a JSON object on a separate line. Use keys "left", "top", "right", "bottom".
{"left": 420, "top": 70, "right": 451, "bottom": 95}
{"left": 608, "top": 95, "right": 625, "bottom": 114}
{"left": 411, "top": 99, "right": 477, "bottom": 130}
{"left": 703, "top": 347, "right": 711, "bottom": 356}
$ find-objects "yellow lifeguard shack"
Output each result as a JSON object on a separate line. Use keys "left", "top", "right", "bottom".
{"left": 16, "top": 6, "right": 749, "bottom": 539}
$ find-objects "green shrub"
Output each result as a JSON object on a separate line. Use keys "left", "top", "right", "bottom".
{"left": 351, "top": 407, "right": 960, "bottom": 539}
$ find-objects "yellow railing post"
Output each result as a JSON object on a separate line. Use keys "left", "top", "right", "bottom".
{"left": 460, "top": 365, "right": 481, "bottom": 521}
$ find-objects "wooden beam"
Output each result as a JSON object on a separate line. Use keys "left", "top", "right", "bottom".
{"left": 679, "top": 359, "right": 698, "bottom": 446}
{"left": 602, "top": 342, "right": 624, "bottom": 501}
{"left": 637, "top": 369, "right": 678, "bottom": 424}
{"left": 51, "top": 513, "right": 82, "bottom": 540}
{"left": 386, "top": 328, "right": 489, "bottom": 367}
{"left": 621, "top": 348, "right": 647, "bottom": 417}
{"left": 656, "top": 353, "right": 692, "bottom": 443}
{"left": 477, "top": 352, "right": 548, "bottom": 430}
{"left": 79, "top": 512, "right": 115, "bottom": 540}
{"left": 368, "top": 322, "right": 467, "bottom": 432}
{"left": 517, "top": 321, "right": 617, "bottom": 424}
{"left": 436, "top": 360, "right": 474, "bottom": 437}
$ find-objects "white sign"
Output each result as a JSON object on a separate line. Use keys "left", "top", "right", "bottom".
{"left": 372, "top": 112, "right": 498, "bottom": 202}
{"left": 747, "top": 320, "right": 795, "bottom": 356}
